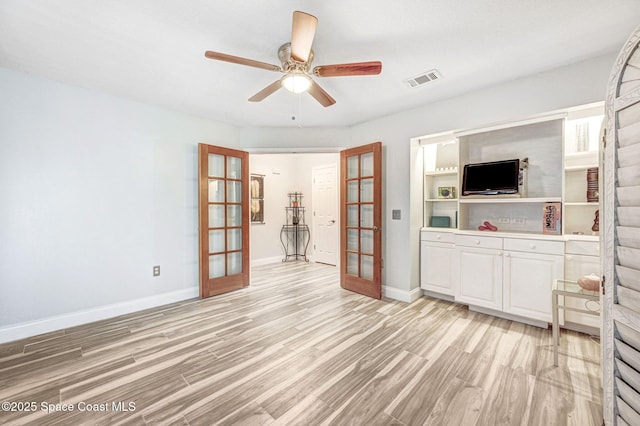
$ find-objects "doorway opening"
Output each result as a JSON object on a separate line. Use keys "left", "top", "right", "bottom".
{"left": 246, "top": 141, "right": 383, "bottom": 301}
{"left": 249, "top": 152, "right": 340, "bottom": 268}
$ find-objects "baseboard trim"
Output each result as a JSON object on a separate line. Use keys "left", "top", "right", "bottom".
{"left": 0, "top": 287, "right": 199, "bottom": 344}
{"left": 422, "top": 290, "right": 456, "bottom": 302}
{"left": 469, "top": 305, "right": 549, "bottom": 329}
{"left": 383, "top": 286, "right": 423, "bottom": 303}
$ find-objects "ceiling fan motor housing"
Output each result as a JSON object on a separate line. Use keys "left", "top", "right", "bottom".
{"left": 278, "top": 43, "right": 313, "bottom": 73}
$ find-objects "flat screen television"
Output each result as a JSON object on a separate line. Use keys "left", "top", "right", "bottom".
{"left": 462, "top": 158, "right": 520, "bottom": 196}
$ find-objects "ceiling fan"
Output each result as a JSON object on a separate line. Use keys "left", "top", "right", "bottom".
{"left": 204, "top": 11, "right": 382, "bottom": 107}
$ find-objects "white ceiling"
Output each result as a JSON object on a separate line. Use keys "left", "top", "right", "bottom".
{"left": 1, "top": 1, "right": 639, "bottom": 128}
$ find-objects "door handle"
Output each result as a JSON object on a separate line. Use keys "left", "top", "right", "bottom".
{"left": 373, "top": 226, "right": 381, "bottom": 232}
{"left": 329, "top": 220, "right": 336, "bottom": 224}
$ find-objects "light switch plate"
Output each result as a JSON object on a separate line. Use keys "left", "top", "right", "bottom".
{"left": 392, "top": 209, "right": 401, "bottom": 220}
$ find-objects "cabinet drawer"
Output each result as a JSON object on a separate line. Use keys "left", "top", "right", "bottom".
{"left": 455, "top": 234, "right": 502, "bottom": 249}
{"left": 565, "top": 240, "right": 600, "bottom": 256}
{"left": 421, "top": 231, "right": 455, "bottom": 243}
{"left": 503, "top": 238, "right": 564, "bottom": 255}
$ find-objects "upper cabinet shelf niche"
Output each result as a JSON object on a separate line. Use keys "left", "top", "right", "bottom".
{"left": 456, "top": 116, "right": 564, "bottom": 234}
{"left": 422, "top": 133, "right": 458, "bottom": 229}
{"left": 458, "top": 116, "right": 564, "bottom": 200}
{"left": 421, "top": 103, "right": 604, "bottom": 236}
{"left": 564, "top": 105, "right": 604, "bottom": 236}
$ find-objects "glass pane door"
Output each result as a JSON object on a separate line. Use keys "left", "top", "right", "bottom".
{"left": 341, "top": 142, "right": 382, "bottom": 299}
{"left": 207, "top": 154, "right": 243, "bottom": 279}
{"left": 199, "top": 144, "right": 249, "bottom": 298}
{"left": 345, "top": 152, "right": 375, "bottom": 280}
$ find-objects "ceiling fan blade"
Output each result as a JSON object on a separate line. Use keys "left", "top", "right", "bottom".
{"left": 205, "top": 51, "right": 281, "bottom": 72}
{"left": 290, "top": 11, "right": 318, "bottom": 63}
{"left": 308, "top": 80, "right": 336, "bottom": 107}
{"left": 313, "top": 61, "right": 382, "bottom": 77}
{"left": 248, "top": 80, "right": 282, "bottom": 102}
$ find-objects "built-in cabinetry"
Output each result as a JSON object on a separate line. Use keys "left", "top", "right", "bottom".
{"left": 452, "top": 233, "right": 563, "bottom": 325}
{"left": 419, "top": 103, "right": 603, "bottom": 327}
{"left": 502, "top": 237, "right": 564, "bottom": 322}
{"left": 420, "top": 231, "right": 455, "bottom": 296}
{"left": 455, "top": 234, "right": 504, "bottom": 311}
{"left": 421, "top": 229, "right": 565, "bottom": 325}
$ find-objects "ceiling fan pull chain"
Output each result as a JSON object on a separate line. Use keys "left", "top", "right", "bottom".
{"left": 292, "top": 92, "right": 302, "bottom": 127}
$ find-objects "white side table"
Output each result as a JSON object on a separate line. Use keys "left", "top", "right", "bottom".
{"left": 552, "top": 279, "right": 600, "bottom": 366}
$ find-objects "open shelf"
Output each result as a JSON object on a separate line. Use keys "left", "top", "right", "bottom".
{"left": 424, "top": 170, "right": 458, "bottom": 176}
{"left": 421, "top": 226, "right": 457, "bottom": 232}
{"left": 565, "top": 164, "right": 599, "bottom": 172}
{"left": 565, "top": 202, "right": 599, "bottom": 206}
{"left": 459, "top": 197, "right": 562, "bottom": 204}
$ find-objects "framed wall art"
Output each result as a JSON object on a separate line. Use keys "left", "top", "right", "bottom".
{"left": 251, "top": 174, "right": 264, "bottom": 223}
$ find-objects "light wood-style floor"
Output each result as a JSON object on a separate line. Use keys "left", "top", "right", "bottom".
{"left": 0, "top": 261, "right": 602, "bottom": 425}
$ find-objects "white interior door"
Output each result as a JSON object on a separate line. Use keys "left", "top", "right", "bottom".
{"left": 312, "top": 163, "right": 338, "bottom": 265}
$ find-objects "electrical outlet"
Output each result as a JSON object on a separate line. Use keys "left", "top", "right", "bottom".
{"left": 498, "top": 217, "right": 510, "bottom": 224}
{"left": 392, "top": 209, "right": 401, "bottom": 220}
{"left": 153, "top": 265, "right": 160, "bottom": 277}
{"left": 512, "top": 218, "right": 526, "bottom": 225}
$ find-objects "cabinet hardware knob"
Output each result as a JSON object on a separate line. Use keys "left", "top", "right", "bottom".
{"left": 436, "top": 235, "right": 441, "bottom": 239}
{"left": 530, "top": 244, "right": 536, "bottom": 249}
{"left": 475, "top": 240, "right": 480, "bottom": 245}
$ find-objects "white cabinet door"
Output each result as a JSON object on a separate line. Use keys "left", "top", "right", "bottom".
{"left": 456, "top": 247, "right": 502, "bottom": 310}
{"left": 420, "top": 241, "right": 455, "bottom": 296}
{"left": 564, "top": 253, "right": 601, "bottom": 329}
{"left": 503, "top": 251, "right": 564, "bottom": 322}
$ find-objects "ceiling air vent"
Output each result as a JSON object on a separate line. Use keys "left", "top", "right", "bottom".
{"left": 406, "top": 69, "right": 441, "bottom": 88}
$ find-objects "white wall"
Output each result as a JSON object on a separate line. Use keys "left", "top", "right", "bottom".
{"left": 240, "top": 126, "right": 350, "bottom": 150}
{"left": 0, "top": 67, "right": 239, "bottom": 341}
{"left": 249, "top": 153, "right": 339, "bottom": 264}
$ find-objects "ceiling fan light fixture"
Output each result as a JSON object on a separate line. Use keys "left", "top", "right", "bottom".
{"left": 281, "top": 73, "right": 312, "bottom": 93}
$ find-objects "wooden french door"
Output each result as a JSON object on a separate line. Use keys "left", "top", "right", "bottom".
{"left": 198, "top": 144, "right": 250, "bottom": 298}
{"left": 340, "top": 142, "right": 382, "bottom": 299}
